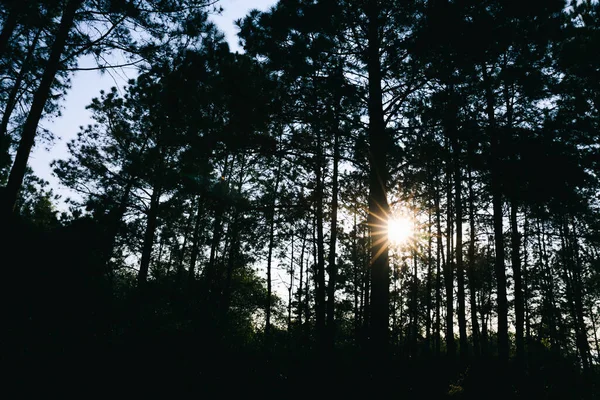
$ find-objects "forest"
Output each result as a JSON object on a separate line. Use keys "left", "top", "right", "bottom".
{"left": 1, "top": 0, "right": 599, "bottom": 397}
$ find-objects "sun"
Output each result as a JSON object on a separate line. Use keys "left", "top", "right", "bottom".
{"left": 388, "top": 216, "right": 414, "bottom": 246}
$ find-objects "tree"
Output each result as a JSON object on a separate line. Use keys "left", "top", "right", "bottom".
{"left": 1, "top": 0, "right": 218, "bottom": 216}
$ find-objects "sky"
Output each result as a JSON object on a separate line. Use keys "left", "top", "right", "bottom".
{"left": 29, "top": 0, "right": 278, "bottom": 206}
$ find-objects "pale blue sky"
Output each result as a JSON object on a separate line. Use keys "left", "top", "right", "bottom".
{"left": 29, "top": 0, "right": 277, "bottom": 205}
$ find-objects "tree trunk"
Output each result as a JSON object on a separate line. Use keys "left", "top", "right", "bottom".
{"left": 102, "top": 179, "right": 133, "bottom": 272}
{"left": 176, "top": 201, "right": 195, "bottom": 286}
{"left": 426, "top": 185, "right": 433, "bottom": 355}
{"left": 523, "top": 215, "right": 531, "bottom": 348}
{"left": 411, "top": 226, "right": 418, "bottom": 359}
{"left": 504, "top": 74, "right": 525, "bottom": 366}
{"left": 363, "top": 224, "right": 371, "bottom": 346}
{"left": 326, "top": 103, "right": 340, "bottom": 347}
{"left": 559, "top": 221, "right": 582, "bottom": 365}
{"left": 399, "top": 271, "right": 405, "bottom": 355}
{"left": 297, "top": 226, "right": 307, "bottom": 328}
{"left": 305, "top": 224, "right": 313, "bottom": 341}
{"left": 444, "top": 136, "right": 456, "bottom": 358}
{"left": 353, "top": 212, "right": 361, "bottom": 338}
{"left": 482, "top": 64, "right": 508, "bottom": 364}
{"left": 510, "top": 201, "right": 525, "bottom": 364}
{"left": 480, "top": 288, "right": 489, "bottom": 358}
{"left": 571, "top": 222, "right": 592, "bottom": 370}
{"left": 221, "top": 213, "right": 239, "bottom": 318}
{"left": 287, "top": 231, "right": 294, "bottom": 336}
{"left": 206, "top": 189, "right": 224, "bottom": 298}
{"left": 156, "top": 235, "right": 166, "bottom": 276}
{"left": 435, "top": 177, "right": 443, "bottom": 357}
{"left": 138, "top": 182, "right": 161, "bottom": 285}
{"left": 366, "top": 0, "right": 390, "bottom": 355}
{"left": 467, "top": 153, "right": 480, "bottom": 358}
{"left": 392, "top": 259, "right": 398, "bottom": 347}
{"left": 187, "top": 196, "right": 204, "bottom": 285}
{"left": 265, "top": 153, "right": 282, "bottom": 347}
{"left": 539, "top": 219, "right": 559, "bottom": 350}
{"left": 562, "top": 218, "right": 591, "bottom": 373}
{"left": 452, "top": 123, "right": 467, "bottom": 361}
{"left": 590, "top": 309, "right": 600, "bottom": 365}
{"left": 2, "top": 0, "right": 83, "bottom": 216}
{"left": 314, "top": 129, "right": 327, "bottom": 349}
{"left": 221, "top": 154, "right": 246, "bottom": 318}
{"left": 0, "top": 27, "right": 42, "bottom": 155}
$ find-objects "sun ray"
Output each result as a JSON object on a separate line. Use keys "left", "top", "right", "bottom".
{"left": 367, "top": 199, "right": 391, "bottom": 225}
{"left": 370, "top": 243, "right": 389, "bottom": 265}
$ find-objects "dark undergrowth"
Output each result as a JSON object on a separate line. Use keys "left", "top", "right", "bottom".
{"left": 2, "top": 215, "right": 598, "bottom": 399}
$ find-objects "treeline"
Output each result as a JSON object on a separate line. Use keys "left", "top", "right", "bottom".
{"left": 1, "top": 0, "right": 599, "bottom": 396}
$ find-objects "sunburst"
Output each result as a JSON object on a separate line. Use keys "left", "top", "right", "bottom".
{"left": 387, "top": 215, "right": 414, "bottom": 246}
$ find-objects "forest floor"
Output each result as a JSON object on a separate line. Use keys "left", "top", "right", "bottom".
{"left": 5, "top": 341, "right": 598, "bottom": 399}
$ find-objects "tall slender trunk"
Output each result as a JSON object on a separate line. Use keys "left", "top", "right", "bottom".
{"left": 576, "top": 226, "right": 593, "bottom": 368}
{"left": 221, "top": 214, "right": 239, "bottom": 318}
{"left": 504, "top": 76, "right": 525, "bottom": 365}
{"left": 510, "top": 201, "right": 525, "bottom": 364}
{"left": 444, "top": 137, "right": 456, "bottom": 358}
{"left": 467, "top": 154, "right": 480, "bottom": 358}
{"left": 435, "top": 177, "right": 443, "bottom": 357}
{"left": 138, "top": 182, "right": 161, "bottom": 286}
{"left": 222, "top": 154, "right": 246, "bottom": 317}
{"left": 563, "top": 218, "right": 591, "bottom": 372}
{"left": 523, "top": 215, "right": 531, "bottom": 347}
{"left": 399, "top": 271, "right": 405, "bottom": 354}
{"left": 559, "top": 220, "right": 582, "bottom": 365}
{"left": 353, "top": 212, "right": 360, "bottom": 337}
{"left": 304, "top": 224, "right": 313, "bottom": 340}
{"left": 287, "top": 231, "right": 294, "bottom": 335}
{"left": 363, "top": 223, "right": 371, "bottom": 344}
{"left": 265, "top": 152, "right": 282, "bottom": 347}
{"left": 103, "top": 179, "right": 133, "bottom": 269}
{"left": 206, "top": 192, "right": 224, "bottom": 296}
{"left": 539, "top": 219, "right": 558, "bottom": 350}
{"left": 410, "top": 211, "right": 419, "bottom": 358}
{"left": 216, "top": 221, "right": 231, "bottom": 276}
{"left": 482, "top": 64, "right": 508, "bottom": 363}
{"left": 156, "top": 235, "right": 166, "bottom": 276}
{"left": 204, "top": 158, "right": 230, "bottom": 299}
{"left": 297, "top": 227, "right": 307, "bottom": 328}
{"left": 392, "top": 259, "right": 398, "bottom": 347}
{"left": 314, "top": 129, "right": 326, "bottom": 348}
{"left": 426, "top": 187, "right": 433, "bottom": 355}
{"left": 358, "top": 218, "right": 366, "bottom": 340}
{"left": 326, "top": 106, "right": 340, "bottom": 346}
{"left": 187, "top": 197, "right": 204, "bottom": 285}
{"left": 366, "top": 0, "right": 390, "bottom": 354}
{"left": 590, "top": 309, "right": 600, "bottom": 365}
{"left": 480, "top": 288, "right": 489, "bottom": 357}
{"left": 452, "top": 125, "right": 467, "bottom": 361}
{"left": 0, "top": 27, "right": 42, "bottom": 151}
{"left": 3, "top": 0, "right": 83, "bottom": 216}
{"left": 176, "top": 200, "right": 195, "bottom": 286}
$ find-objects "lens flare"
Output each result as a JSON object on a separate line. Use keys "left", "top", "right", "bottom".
{"left": 388, "top": 216, "right": 413, "bottom": 246}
